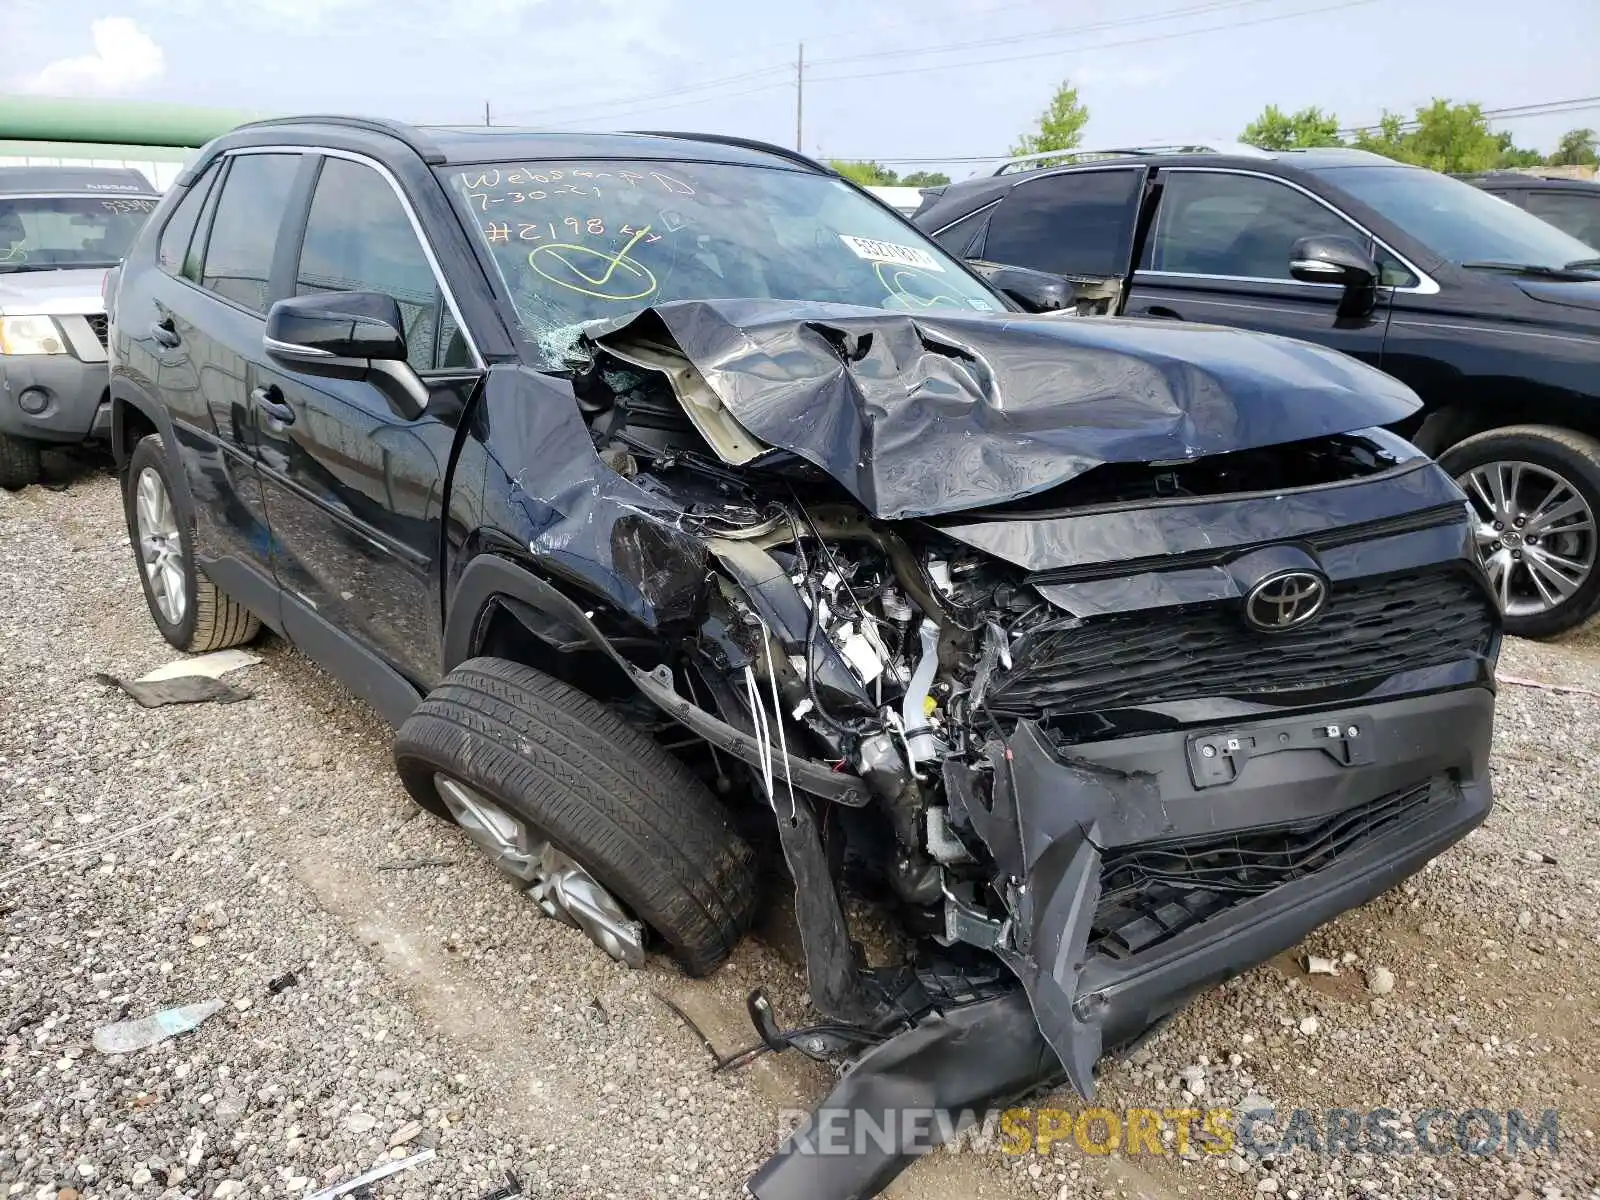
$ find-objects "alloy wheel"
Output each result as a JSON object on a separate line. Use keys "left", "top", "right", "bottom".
{"left": 1457, "top": 459, "right": 1597, "bottom": 618}
{"left": 134, "top": 467, "right": 186, "bottom": 626}
{"left": 433, "top": 774, "right": 647, "bottom": 967}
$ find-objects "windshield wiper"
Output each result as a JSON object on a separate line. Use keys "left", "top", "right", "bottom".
{"left": 1461, "top": 261, "right": 1572, "bottom": 276}
{"left": 1563, "top": 257, "right": 1600, "bottom": 271}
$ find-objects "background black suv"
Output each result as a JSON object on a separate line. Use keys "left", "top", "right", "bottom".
{"left": 1461, "top": 171, "right": 1600, "bottom": 248}
{"left": 914, "top": 144, "right": 1600, "bottom": 637}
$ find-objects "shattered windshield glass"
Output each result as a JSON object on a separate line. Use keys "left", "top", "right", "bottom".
{"left": 442, "top": 159, "right": 1004, "bottom": 366}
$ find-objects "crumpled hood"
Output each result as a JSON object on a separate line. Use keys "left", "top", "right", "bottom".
{"left": 584, "top": 298, "right": 1422, "bottom": 519}
{"left": 0, "top": 267, "right": 108, "bottom": 317}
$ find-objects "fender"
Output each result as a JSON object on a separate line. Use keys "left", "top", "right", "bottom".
{"left": 109, "top": 378, "right": 195, "bottom": 508}
{"left": 443, "top": 553, "right": 869, "bottom": 808}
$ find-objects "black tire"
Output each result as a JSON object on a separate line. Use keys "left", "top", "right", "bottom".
{"left": 123, "top": 434, "right": 261, "bottom": 652}
{"left": 1439, "top": 423, "right": 1600, "bottom": 639}
{"left": 394, "top": 657, "right": 759, "bottom": 976}
{"left": 0, "top": 433, "right": 42, "bottom": 490}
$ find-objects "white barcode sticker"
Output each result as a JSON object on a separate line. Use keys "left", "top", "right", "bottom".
{"left": 839, "top": 235, "right": 945, "bottom": 272}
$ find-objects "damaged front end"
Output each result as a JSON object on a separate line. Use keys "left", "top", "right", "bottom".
{"left": 485, "top": 299, "right": 1499, "bottom": 1199}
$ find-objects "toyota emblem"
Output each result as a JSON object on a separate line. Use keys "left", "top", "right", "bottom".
{"left": 1243, "top": 570, "right": 1328, "bottom": 632}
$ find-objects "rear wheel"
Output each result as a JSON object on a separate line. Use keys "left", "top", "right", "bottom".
{"left": 123, "top": 434, "right": 260, "bottom": 651}
{"left": 394, "top": 657, "right": 759, "bottom": 976}
{"left": 1439, "top": 424, "right": 1600, "bottom": 639}
{"left": 0, "top": 433, "right": 41, "bottom": 490}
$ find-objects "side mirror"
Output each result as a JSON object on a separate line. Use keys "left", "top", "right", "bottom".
{"left": 265, "top": 290, "right": 407, "bottom": 363}
{"left": 963, "top": 260, "right": 1074, "bottom": 313}
{"left": 1289, "top": 235, "right": 1378, "bottom": 315}
{"left": 264, "top": 291, "right": 426, "bottom": 420}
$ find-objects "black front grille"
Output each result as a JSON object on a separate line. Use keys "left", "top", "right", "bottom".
{"left": 988, "top": 568, "right": 1493, "bottom": 718}
{"left": 85, "top": 314, "right": 108, "bottom": 348}
{"left": 1089, "top": 778, "right": 1440, "bottom": 960}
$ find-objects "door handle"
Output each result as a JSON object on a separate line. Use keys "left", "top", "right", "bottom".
{"left": 251, "top": 385, "right": 296, "bottom": 426}
{"left": 1132, "top": 305, "right": 1184, "bottom": 320}
{"left": 150, "top": 318, "right": 180, "bottom": 348}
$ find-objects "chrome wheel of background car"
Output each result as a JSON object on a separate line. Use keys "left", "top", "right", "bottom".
{"left": 433, "top": 774, "right": 646, "bottom": 967}
{"left": 1458, "top": 459, "right": 1597, "bottom": 618}
{"left": 134, "top": 466, "right": 186, "bottom": 626}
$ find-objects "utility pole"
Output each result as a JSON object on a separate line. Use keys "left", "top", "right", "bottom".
{"left": 484, "top": 100, "right": 491, "bottom": 127}
{"left": 795, "top": 42, "right": 804, "bottom": 151}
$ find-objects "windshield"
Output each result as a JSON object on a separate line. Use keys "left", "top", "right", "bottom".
{"left": 1321, "top": 165, "right": 1599, "bottom": 269}
{"left": 0, "top": 194, "right": 160, "bottom": 273}
{"left": 443, "top": 159, "right": 1003, "bottom": 365}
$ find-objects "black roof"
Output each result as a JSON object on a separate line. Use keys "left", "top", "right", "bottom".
{"left": 213, "top": 115, "right": 826, "bottom": 173}
{"left": 0, "top": 165, "right": 157, "bottom": 196}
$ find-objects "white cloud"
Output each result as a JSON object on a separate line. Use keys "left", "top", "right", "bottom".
{"left": 20, "top": 17, "right": 165, "bottom": 96}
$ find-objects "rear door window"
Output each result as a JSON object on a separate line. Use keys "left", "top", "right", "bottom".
{"left": 982, "top": 168, "right": 1145, "bottom": 277}
{"left": 158, "top": 163, "right": 218, "bottom": 276}
{"left": 199, "top": 153, "right": 302, "bottom": 312}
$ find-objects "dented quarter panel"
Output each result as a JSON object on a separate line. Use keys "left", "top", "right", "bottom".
{"left": 586, "top": 298, "right": 1423, "bottom": 519}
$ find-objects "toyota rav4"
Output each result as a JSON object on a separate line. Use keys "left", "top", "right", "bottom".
{"left": 107, "top": 117, "right": 1499, "bottom": 1200}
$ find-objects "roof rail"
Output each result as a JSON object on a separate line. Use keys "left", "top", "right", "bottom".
{"left": 625, "top": 130, "right": 831, "bottom": 174}
{"left": 992, "top": 140, "right": 1272, "bottom": 175}
{"left": 229, "top": 115, "right": 447, "bottom": 164}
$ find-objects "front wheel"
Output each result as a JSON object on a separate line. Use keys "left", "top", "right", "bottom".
{"left": 394, "top": 657, "right": 759, "bottom": 976}
{"left": 1439, "top": 424, "right": 1600, "bottom": 639}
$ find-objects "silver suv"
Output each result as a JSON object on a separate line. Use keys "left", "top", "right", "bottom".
{"left": 0, "top": 166, "right": 161, "bottom": 488}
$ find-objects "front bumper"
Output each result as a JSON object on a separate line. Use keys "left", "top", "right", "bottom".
{"left": 0, "top": 353, "right": 111, "bottom": 443}
{"left": 750, "top": 685, "right": 1494, "bottom": 1200}
{"left": 983, "top": 684, "right": 1495, "bottom": 1095}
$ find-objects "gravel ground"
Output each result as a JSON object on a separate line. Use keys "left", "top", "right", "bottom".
{"left": 2, "top": 456, "right": 1598, "bottom": 1200}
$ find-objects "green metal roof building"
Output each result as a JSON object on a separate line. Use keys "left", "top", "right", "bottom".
{"left": 0, "top": 95, "right": 264, "bottom": 189}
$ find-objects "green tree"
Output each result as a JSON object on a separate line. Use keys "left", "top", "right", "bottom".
{"left": 1351, "top": 99, "right": 1534, "bottom": 173}
{"left": 901, "top": 170, "right": 951, "bottom": 187}
{"left": 1496, "top": 131, "right": 1544, "bottom": 168}
{"left": 1240, "top": 104, "right": 1343, "bottom": 151}
{"left": 827, "top": 159, "right": 900, "bottom": 186}
{"left": 1549, "top": 128, "right": 1599, "bottom": 166}
{"left": 1011, "top": 80, "right": 1089, "bottom": 157}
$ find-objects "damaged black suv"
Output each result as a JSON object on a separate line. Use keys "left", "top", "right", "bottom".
{"left": 107, "top": 118, "right": 1499, "bottom": 1198}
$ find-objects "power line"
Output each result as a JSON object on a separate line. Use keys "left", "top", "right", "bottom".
{"left": 532, "top": 78, "right": 799, "bottom": 130}
{"left": 519, "top": 0, "right": 1381, "bottom": 131}
{"left": 1339, "top": 95, "right": 1600, "bottom": 136}
{"left": 807, "top": 0, "right": 1383, "bottom": 85}
{"left": 500, "top": 0, "right": 1259, "bottom": 126}
{"left": 804, "top": 0, "right": 1276, "bottom": 69}
{"left": 705, "top": 0, "right": 1073, "bottom": 60}
{"left": 495, "top": 64, "right": 791, "bottom": 124}
{"left": 843, "top": 95, "right": 1600, "bottom": 165}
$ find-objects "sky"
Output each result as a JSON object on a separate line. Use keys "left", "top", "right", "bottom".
{"left": 4, "top": 0, "right": 1598, "bottom": 178}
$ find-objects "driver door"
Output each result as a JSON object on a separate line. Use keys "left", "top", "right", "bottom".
{"left": 252, "top": 153, "right": 478, "bottom": 688}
